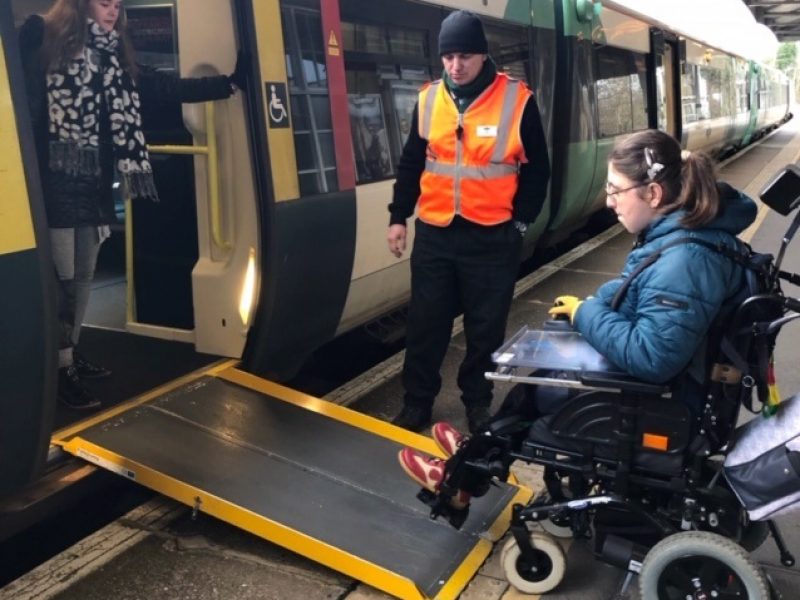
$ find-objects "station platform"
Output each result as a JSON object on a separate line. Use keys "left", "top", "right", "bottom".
{"left": 5, "top": 117, "right": 800, "bottom": 600}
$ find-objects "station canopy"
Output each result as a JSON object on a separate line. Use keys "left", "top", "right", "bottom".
{"left": 604, "top": 0, "right": 780, "bottom": 61}
{"left": 744, "top": 0, "right": 800, "bottom": 42}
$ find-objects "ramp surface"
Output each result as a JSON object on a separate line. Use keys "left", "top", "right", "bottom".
{"left": 56, "top": 366, "right": 528, "bottom": 600}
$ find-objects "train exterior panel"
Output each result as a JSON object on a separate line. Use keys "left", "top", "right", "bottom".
{"left": 1, "top": 0, "right": 792, "bottom": 495}
{"left": 0, "top": 4, "right": 57, "bottom": 497}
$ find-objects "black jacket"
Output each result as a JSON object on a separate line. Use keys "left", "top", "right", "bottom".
{"left": 388, "top": 91, "right": 550, "bottom": 226}
{"left": 18, "top": 15, "right": 233, "bottom": 228}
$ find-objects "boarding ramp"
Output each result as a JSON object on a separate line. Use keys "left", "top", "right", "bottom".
{"left": 54, "top": 364, "right": 529, "bottom": 600}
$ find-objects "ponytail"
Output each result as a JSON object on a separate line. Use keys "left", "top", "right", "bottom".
{"left": 676, "top": 150, "right": 719, "bottom": 228}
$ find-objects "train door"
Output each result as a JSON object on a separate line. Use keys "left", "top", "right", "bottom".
{"left": 742, "top": 62, "right": 761, "bottom": 146}
{"left": 122, "top": 0, "right": 259, "bottom": 359}
{"left": 0, "top": 2, "right": 57, "bottom": 496}
{"left": 650, "top": 30, "right": 680, "bottom": 139}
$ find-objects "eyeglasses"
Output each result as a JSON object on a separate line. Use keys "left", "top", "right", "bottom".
{"left": 605, "top": 182, "right": 646, "bottom": 197}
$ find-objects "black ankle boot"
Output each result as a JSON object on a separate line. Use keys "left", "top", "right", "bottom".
{"left": 58, "top": 366, "right": 101, "bottom": 410}
{"left": 466, "top": 405, "right": 491, "bottom": 434}
{"left": 391, "top": 405, "right": 432, "bottom": 432}
{"left": 74, "top": 351, "right": 112, "bottom": 379}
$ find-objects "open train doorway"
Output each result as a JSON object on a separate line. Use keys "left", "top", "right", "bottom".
{"left": 11, "top": 0, "right": 259, "bottom": 362}
{"left": 651, "top": 30, "right": 681, "bottom": 139}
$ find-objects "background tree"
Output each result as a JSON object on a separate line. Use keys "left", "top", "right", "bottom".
{"left": 776, "top": 42, "right": 797, "bottom": 72}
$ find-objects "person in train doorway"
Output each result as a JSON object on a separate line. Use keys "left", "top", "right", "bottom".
{"left": 18, "top": 0, "right": 249, "bottom": 410}
{"left": 386, "top": 10, "right": 551, "bottom": 433}
{"left": 397, "top": 129, "right": 758, "bottom": 504}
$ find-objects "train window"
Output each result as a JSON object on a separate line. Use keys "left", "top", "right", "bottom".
{"left": 282, "top": 2, "right": 338, "bottom": 196}
{"left": 695, "top": 59, "right": 735, "bottom": 120}
{"left": 340, "top": 0, "right": 438, "bottom": 185}
{"left": 594, "top": 45, "right": 648, "bottom": 138}
{"left": 681, "top": 64, "right": 700, "bottom": 124}
{"left": 484, "top": 22, "right": 530, "bottom": 84}
{"left": 735, "top": 61, "right": 749, "bottom": 113}
{"left": 342, "top": 22, "right": 390, "bottom": 54}
{"left": 126, "top": 5, "right": 178, "bottom": 73}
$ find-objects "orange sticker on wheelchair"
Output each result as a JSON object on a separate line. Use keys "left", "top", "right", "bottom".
{"left": 642, "top": 433, "right": 669, "bottom": 451}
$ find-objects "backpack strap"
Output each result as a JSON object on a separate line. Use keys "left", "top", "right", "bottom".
{"left": 611, "top": 237, "right": 726, "bottom": 310}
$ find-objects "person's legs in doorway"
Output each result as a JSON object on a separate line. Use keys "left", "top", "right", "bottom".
{"left": 50, "top": 227, "right": 101, "bottom": 410}
{"left": 71, "top": 226, "right": 111, "bottom": 378}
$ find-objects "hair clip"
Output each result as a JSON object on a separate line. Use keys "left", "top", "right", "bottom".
{"left": 644, "top": 147, "right": 664, "bottom": 180}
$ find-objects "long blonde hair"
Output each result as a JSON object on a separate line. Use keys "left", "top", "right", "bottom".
{"left": 41, "top": 0, "right": 138, "bottom": 76}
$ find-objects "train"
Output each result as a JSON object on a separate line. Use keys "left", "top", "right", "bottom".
{"left": 0, "top": 0, "right": 792, "bottom": 497}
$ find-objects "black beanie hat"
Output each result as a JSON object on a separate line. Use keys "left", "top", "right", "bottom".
{"left": 438, "top": 10, "right": 489, "bottom": 56}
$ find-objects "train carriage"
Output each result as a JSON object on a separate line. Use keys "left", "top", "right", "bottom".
{"left": 0, "top": 0, "right": 791, "bottom": 498}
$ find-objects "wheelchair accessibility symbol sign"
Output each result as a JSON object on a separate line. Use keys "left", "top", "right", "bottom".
{"left": 266, "top": 82, "right": 290, "bottom": 128}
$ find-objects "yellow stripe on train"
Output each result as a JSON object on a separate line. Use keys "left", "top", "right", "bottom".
{"left": 0, "top": 46, "right": 36, "bottom": 255}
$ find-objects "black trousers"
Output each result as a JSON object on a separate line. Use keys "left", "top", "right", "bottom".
{"left": 402, "top": 217, "right": 522, "bottom": 410}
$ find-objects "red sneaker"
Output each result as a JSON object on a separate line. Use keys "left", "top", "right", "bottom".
{"left": 432, "top": 421, "right": 465, "bottom": 457}
{"left": 397, "top": 448, "right": 470, "bottom": 508}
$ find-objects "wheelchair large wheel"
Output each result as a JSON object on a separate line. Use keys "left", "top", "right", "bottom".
{"left": 638, "top": 531, "right": 769, "bottom": 600}
{"left": 501, "top": 532, "right": 566, "bottom": 594}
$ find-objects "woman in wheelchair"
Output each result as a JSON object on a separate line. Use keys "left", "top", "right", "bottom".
{"left": 397, "top": 129, "right": 792, "bottom": 597}
{"left": 400, "top": 128, "right": 756, "bottom": 504}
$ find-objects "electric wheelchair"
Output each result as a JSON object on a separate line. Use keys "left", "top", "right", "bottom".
{"left": 416, "top": 166, "right": 800, "bottom": 599}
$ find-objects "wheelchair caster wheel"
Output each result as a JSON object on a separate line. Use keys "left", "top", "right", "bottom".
{"left": 639, "top": 531, "right": 770, "bottom": 600}
{"left": 501, "top": 532, "right": 566, "bottom": 594}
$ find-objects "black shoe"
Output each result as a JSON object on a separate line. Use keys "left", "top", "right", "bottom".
{"left": 58, "top": 366, "right": 101, "bottom": 410}
{"left": 391, "top": 405, "right": 432, "bottom": 432}
{"left": 466, "top": 405, "right": 491, "bottom": 434}
{"left": 74, "top": 351, "right": 112, "bottom": 379}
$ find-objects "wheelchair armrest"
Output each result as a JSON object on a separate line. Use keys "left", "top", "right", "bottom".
{"left": 579, "top": 372, "right": 670, "bottom": 396}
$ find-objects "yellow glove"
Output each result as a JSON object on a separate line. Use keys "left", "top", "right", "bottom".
{"left": 548, "top": 295, "right": 583, "bottom": 323}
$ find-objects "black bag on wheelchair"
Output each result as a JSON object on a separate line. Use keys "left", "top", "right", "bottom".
{"left": 724, "top": 394, "right": 800, "bottom": 520}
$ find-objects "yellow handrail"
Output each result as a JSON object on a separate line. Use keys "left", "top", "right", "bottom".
{"left": 148, "top": 101, "right": 231, "bottom": 250}
{"left": 126, "top": 101, "right": 229, "bottom": 325}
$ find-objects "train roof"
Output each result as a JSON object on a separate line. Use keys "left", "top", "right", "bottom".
{"left": 603, "top": 0, "right": 779, "bottom": 62}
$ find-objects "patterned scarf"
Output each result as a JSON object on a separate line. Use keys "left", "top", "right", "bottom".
{"left": 46, "top": 20, "right": 157, "bottom": 200}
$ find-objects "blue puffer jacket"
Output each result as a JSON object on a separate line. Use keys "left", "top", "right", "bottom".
{"left": 574, "top": 184, "right": 757, "bottom": 398}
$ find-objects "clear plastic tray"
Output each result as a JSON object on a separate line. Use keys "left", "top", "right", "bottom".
{"left": 491, "top": 326, "right": 624, "bottom": 374}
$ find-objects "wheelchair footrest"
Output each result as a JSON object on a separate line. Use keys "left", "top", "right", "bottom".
{"left": 417, "top": 488, "right": 470, "bottom": 529}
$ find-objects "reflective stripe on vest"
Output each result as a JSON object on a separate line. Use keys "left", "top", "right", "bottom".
{"left": 416, "top": 74, "right": 530, "bottom": 226}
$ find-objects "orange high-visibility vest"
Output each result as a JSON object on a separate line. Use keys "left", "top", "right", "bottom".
{"left": 417, "top": 73, "right": 531, "bottom": 226}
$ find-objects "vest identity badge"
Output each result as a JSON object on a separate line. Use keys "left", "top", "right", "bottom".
{"left": 476, "top": 125, "right": 498, "bottom": 137}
